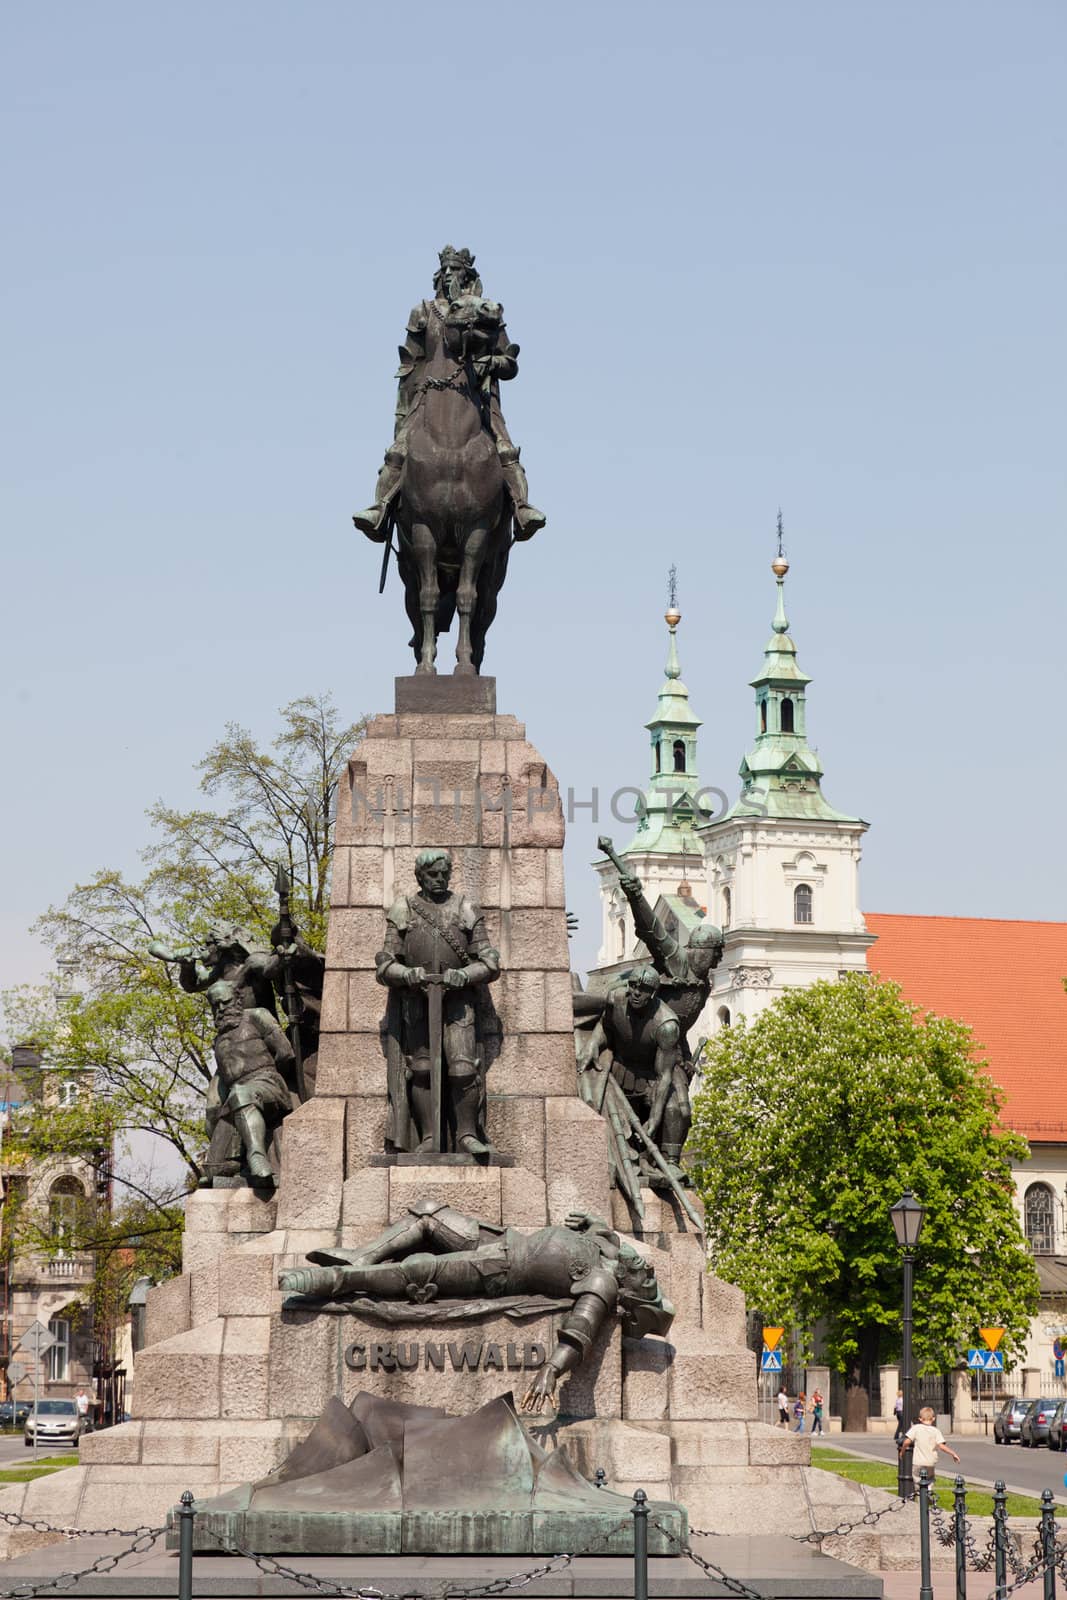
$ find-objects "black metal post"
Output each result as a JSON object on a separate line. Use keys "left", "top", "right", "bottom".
{"left": 953, "top": 1473, "right": 968, "bottom": 1600}
{"left": 1040, "top": 1486, "right": 1056, "bottom": 1600}
{"left": 917, "top": 1468, "right": 934, "bottom": 1600}
{"left": 632, "top": 1488, "right": 648, "bottom": 1600}
{"left": 897, "top": 1249, "right": 916, "bottom": 1500}
{"left": 993, "top": 1479, "right": 1008, "bottom": 1600}
{"left": 178, "top": 1488, "right": 195, "bottom": 1600}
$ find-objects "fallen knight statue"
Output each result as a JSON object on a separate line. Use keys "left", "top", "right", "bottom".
{"left": 279, "top": 1205, "right": 674, "bottom": 1414}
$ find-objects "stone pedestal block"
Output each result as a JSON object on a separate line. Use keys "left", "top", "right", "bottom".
{"left": 275, "top": 1098, "right": 346, "bottom": 1229}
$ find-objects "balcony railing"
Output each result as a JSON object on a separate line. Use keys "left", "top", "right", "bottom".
{"left": 31, "top": 1254, "right": 91, "bottom": 1281}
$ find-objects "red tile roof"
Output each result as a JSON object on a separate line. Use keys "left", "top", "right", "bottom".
{"left": 866, "top": 914, "right": 1067, "bottom": 1142}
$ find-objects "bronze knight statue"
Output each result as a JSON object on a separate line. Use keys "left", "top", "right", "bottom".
{"left": 279, "top": 1204, "right": 673, "bottom": 1415}
{"left": 378, "top": 849, "right": 501, "bottom": 1158}
{"left": 353, "top": 246, "right": 545, "bottom": 675}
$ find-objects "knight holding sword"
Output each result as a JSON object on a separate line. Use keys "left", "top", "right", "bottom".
{"left": 376, "top": 849, "right": 501, "bottom": 1158}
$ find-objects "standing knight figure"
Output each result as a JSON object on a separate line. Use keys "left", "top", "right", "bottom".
{"left": 377, "top": 849, "right": 501, "bottom": 1157}
{"left": 354, "top": 246, "right": 545, "bottom": 542}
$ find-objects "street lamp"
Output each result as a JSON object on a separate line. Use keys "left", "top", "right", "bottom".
{"left": 890, "top": 1190, "right": 926, "bottom": 1500}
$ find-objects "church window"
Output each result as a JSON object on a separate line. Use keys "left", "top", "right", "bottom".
{"left": 672, "top": 739, "right": 686, "bottom": 773}
{"left": 653, "top": 741, "right": 661, "bottom": 774}
{"left": 760, "top": 700, "right": 767, "bottom": 733}
{"left": 717, "top": 1007, "right": 731, "bottom": 1028}
{"left": 793, "top": 883, "right": 813, "bottom": 924}
{"left": 1025, "top": 1184, "right": 1056, "bottom": 1253}
{"left": 781, "top": 697, "right": 795, "bottom": 733}
{"left": 722, "top": 887, "right": 731, "bottom": 929}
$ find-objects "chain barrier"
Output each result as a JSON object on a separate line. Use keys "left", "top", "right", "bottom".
{"left": 0, "top": 1508, "right": 162, "bottom": 1542}
{"left": 650, "top": 1516, "right": 764, "bottom": 1600}
{"left": 0, "top": 1526, "right": 164, "bottom": 1600}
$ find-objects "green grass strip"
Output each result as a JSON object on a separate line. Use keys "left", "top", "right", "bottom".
{"left": 0, "top": 1454, "right": 80, "bottom": 1484}
{"left": 810, "top": 1446, "right": 1046, "bottom": 1518}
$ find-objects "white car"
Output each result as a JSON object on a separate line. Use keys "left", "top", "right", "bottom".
{"left": 24, "top": 1399, "right": 89, "bottom": 1448}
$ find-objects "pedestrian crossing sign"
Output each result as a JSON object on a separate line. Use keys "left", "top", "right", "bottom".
{"left": 967, "top": 1348, "right": 1004, "bottom": 1371}
{"left": 761, "top": 1350, "right": 783, "bottom": 1371}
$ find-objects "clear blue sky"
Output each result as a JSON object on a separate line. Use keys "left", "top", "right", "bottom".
{"left": 2, "top": 0, "right": 1065, "bottom": 998}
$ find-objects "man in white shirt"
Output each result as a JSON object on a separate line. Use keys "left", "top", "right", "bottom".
{"left": 776, "top": 1388, "right": 790, "bottom": 1428}
{"left": 900, "top": 1406, "right": 961, "bottom": 1480}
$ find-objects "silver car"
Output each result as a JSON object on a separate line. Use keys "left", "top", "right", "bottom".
{"left": 24, "top": 1399, "right": 87, "bottom": 1449}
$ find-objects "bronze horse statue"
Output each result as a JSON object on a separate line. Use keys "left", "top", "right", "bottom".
{"left": 393, "top": 299, "right": 511, "bottom": 675}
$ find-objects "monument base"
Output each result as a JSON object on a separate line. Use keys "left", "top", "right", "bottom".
{"left": 169, "top": 1391, "right": 687, "bottom": 1557}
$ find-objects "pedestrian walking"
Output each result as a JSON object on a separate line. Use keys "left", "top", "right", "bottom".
{"left": 793, "top": 1392, "right": 807, "bottom": 1433}
{"left": 810, "top": 1388, "right": 824, "bottom": 1435}
{"left": 777, "top": 1387, "right": 790, "bottom": 1428}
{"left": 892, "top": 1388, "right": 905, "bottom": 1445}
{"left": 899, "top": 1406, "right": 960, "bottom": 1482}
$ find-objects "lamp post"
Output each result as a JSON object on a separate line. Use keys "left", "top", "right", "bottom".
{"left": 890, "top": 1190, "right": 926, "bottom": 1500}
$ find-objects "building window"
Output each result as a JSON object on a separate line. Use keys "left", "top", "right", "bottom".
{"left": 781, "top": 697, "right": 794, "bottom": 733}
{"left": 653, "top": 741, "right": 661, "bottom": 774}
{"left": 717, "top": 1006, "right": 731, "bottom": 1028}
{"left": 794, "top": 883, "right": 813, "bottom": 924}
{"left": 760, "top": 700, "right": 767, "bottom": 734}
{"left": 49, "top": 1177, "right": 85, "bottom": 1248}
{"left": 672, "top": 739, "right": 686, "bottom": 773}
{"left": 1025, "top": 1184, "right": 1056, "bottom": 1253}
{"left": 58, "top": 1081, "right": 78, "bottom": 1108}
{"left": 47, "top": 1318, "right": 70, "bottom": 1384}
{"left": 722, "top": 887, "right": 731, "bottom": 929}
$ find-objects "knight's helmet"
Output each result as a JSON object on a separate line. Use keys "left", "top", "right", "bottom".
{"left": 615, "top": 1239, "right": 675, "bottom": 1338}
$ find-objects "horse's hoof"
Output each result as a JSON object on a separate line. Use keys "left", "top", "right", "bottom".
{"left": 453, "top": 663, "right": 476, "bottom": 677}
{"left": 415, "top": 664, "right": 436, "bottom": 676}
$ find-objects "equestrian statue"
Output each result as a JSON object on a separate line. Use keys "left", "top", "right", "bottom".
{"left": 353, "top": 246, "right": 545, "bottom": 675}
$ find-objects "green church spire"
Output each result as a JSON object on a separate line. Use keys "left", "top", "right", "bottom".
{"left": 621, "top": 572, "right": 710, "bottom": 856}
{"left": 723, "top": 527, "right": 859, "bottom": 824}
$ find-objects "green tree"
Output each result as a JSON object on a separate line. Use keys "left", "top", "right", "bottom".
{"left": 2, "top": 693, "right": 365, "bottom": 1215}
{"left": 689, "top": 975, "right": 1039, "bottom": 1428}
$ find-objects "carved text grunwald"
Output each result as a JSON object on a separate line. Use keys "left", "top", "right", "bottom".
{"left": 344, "top": 1339, "right": 547, "bottom": 1374}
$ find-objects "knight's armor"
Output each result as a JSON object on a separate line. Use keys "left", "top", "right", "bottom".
{"left": 376, "top": 889, "right": 500, "bottom": 1155}
{"left": 353, "top": 247, "right": 545, "bottom": 541}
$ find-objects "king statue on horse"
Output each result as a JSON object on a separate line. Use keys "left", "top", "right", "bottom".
{"left": 353, "top": 247, "right": 546, "bottom": 675}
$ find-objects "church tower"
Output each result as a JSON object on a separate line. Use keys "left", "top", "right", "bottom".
{"left": 696, "top": 528, "right": 872, "bottom": 1030}
{"left": 594, "top": 576, "right": 712, "bottom": 973}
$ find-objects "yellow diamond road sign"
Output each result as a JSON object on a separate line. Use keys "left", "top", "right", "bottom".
{"left": 980, "top": 1327, "right": 1005, "bottom": 1351}
{"left": 762, "top": 1327, "right": 785, "bottom": 1351}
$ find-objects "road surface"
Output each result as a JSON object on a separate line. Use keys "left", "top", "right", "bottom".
{"left": 831, "top": 1430, "right": 1067, "bottom": 1501}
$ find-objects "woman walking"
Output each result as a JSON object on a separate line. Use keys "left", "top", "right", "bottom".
{"left": 810, "top": 1389, "right": 824, "bottom": 1435}
{"left": 793, "top": 1392, "right": 807, "bottom": 1433}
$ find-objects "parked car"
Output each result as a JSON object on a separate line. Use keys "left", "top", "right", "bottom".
{"left": 23, "top": 1399, "right": 89, "bottom": 1449}
{"left": 0, "top": 1400, "right": 31, "bottom": 1427}
{"left": 1019, "top": 1398, "right": 1062, "bottom": 1447}
{"left": 993, "top": 1396, "right": 1030, "bottom": 1443}
{"left": 1047, "top": 1400, "right": 1067, "bottom": 1450}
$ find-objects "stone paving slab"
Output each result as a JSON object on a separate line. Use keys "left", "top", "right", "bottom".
{"left": 0, "top": 1532, "right": 884, "bottom": 1596}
